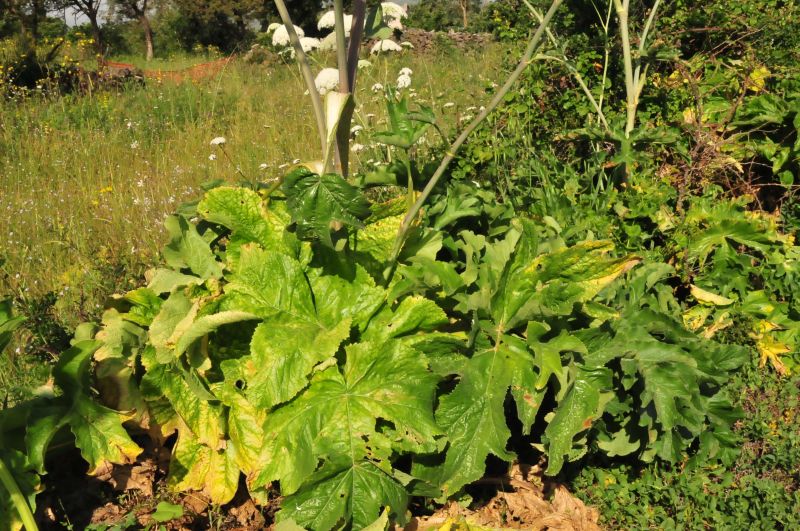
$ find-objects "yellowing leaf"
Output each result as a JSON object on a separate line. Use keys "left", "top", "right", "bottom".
{"left": 690, "top": 285, "right": 735, "bottom": 306}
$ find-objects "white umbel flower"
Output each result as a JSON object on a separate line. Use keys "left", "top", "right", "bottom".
{"left": 299, "top": 37, "right": 320, "bottom": 53}
{"left": 272, "top": 24, "right": 304, "bottom": 47}
{"left": 266, "top": 22, "right": 281, "bottom": 34}
{"left": 371, "top": 82, "right": 384, "bottom": 92}
{"left": 315, "top": 68, "right": 340, "bottom": 95}
{"left": 357, "top": 59, "right": 372, "bottom": 70}
{"left": 387, "top": 18, "right": 404, "bottom": 31}
{"left": 318, "top": 11, "right": 354, "bottom": 32}
{"left": 397, "top": 72, "right": 411, "bottom": 89}
{"left": 399, "top": 67, "right": 412, "bottom": 76}
{"left": 370, "top": 39, "right": 402, "bottom": 54}
{"left": 210, "top": 136, "right": 226, "bottom": 146}
{"left": 400, "top": 41, "right": 414, "bottom": 49}
{"left": 381, "top": 2, "right": 407, "bottom": 21}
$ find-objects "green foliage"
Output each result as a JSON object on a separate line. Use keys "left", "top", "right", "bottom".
{"left": 571, "top": 363, "right": 800, "bottom": 530}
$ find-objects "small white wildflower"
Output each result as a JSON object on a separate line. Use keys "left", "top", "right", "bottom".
{"left": 136, "top": 179, "right": 144, "bottom": 187}
{"left": 350, "top": 125, "right": 363, "bottom": 135}
{"left": 259, "top": 163, "right": 269, "bottom": 170}
{"left": 130, "top": 140, "right": 139, "bottom": 149}
{"left": 371, "top": 82, "right": 384, "bottom": 92}
{"left": 397, "top": 72, "right": 412, "bottom": 89}
{"left": 351, "top": 143, "right": 365, "bottom": 152}
{"left": 315, "top": 68, "right": 340, "bottom": 95}
{"left": 400, "top": 41, "right": 414, "bottom": 49}
{"left": 272, "top": 24, "right": 304, "bottom": 47}
{"left": 292, "top": 158, "right": 301, "bottom": 164}
{"left": 210, "top": 136, "right": 226, "bottom": 146}
{"left": 370, "top": 39, "right": 402, "bottom": 54}
{"left": 126, "top": 120, "right": 133, "bottom": 129}
{"left": 209, "top": 154, "right": 217, "bottom": 161}
{"left": 278, "top": 163, "right": 289, "bottom": 169}
{"left": 443, "top": 102, "right": 455, "bottom": 109}
{"left": 357, "top": 59, "right": 372, "bottom": 70}
{"left": 266, "top": 22, "right": 281, "bottom": 34}
{"left": 399, "top": 67, "right": 413, "bottom": 77}
{"left": 465, "top": 106, "right": 477, "bottom": 112}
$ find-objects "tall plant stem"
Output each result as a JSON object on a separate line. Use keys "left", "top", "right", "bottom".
{"left": 0, "top": 458, "right": 38, "bottom": 531}
{"left": 613, "top": 0, "right": 636, "bottom": 137}
{"left": 386, "top": 0, "right": 564, "bottom": 279}
{"left": 346, "top": 1, "right": 367, "bottom": 91}
{"left": 333, "top": 0, "right": 349, "bottom": 91}
{"left": 273, "top": 0, "right": 327, "bottom": 157}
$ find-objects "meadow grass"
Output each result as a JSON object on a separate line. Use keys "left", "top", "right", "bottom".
{"left": 0, "top": 44, "right": 505, "bottom": 400}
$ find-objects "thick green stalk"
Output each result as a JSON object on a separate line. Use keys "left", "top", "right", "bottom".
{"left": 333, "top": 0, "right": 349, "bottom": 92}
{"left": 346, "top": 1, "right": 367, "bottom": 92}
{"left": 613, "top": 0, "right": 636, "bottom": 137}
{"left": 0, "top": 458, "right": 38, "bottom": 531}
{"left": 386, "top": 0, "right": 565, "bottom": 280}
{"left": 273, "top": 0, "right": 327, "bottom": 158}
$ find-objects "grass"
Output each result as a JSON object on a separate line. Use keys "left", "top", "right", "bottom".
{"left": 0, "top": 45, "right": 506, "bottom": 401}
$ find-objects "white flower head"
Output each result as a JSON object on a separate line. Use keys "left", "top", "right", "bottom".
{"left": 259, "top": 163, "right": 269, "bottom": 170}
{"left": 371, "top": 82, "right": 384, "bottom": 92}
{"left": 351, "top": 143, "right": 365, "bottom": 153}
{"left": 400, "top": 41, "right": 414, "bottom": 49}
{"left": 387, "top": 18, "right": 404, "bottom": 31}
{"left": 443, "top": 102, "right": 455, "bottom": 109}
{"left": 266, "top": 22, "right": 281, "bottom": 34}
{"left": 318, "top": 11, "right": 354, "bottom": 32}
{"left": 357, "top": 59, "right": 372, "bottom": 70}
{"left": 381, "top": 2, "right": 407, "bottom": 21}
{"left": 350, "top": 125, "right": 364, "bottom": 135}
{"left": 272, "top": 24, "right": 304, "bottom": 47}
{"left": 130, "top": 140, "right": 139, "bottom": 149}
{"left": 210, "top": 136, "right": 226, "bottom": 146}
{"left": 397, "top": 72, "right": 411, "bottom": 89}
{"left": 315, "top": 68, "right": 340, "bottom": 95}
{"left": 209, "top": 153, "right": 217, "bottom": 161}
{"left": 299, "top": 36, "right": 320, "bottom": 53}
{"left": 370, "top": 39, "right": 402, "bottom": 54}
{"left": 399, "top": 67, "right": 412, "bottom": 77}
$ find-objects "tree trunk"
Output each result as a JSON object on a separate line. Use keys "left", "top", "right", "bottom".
{"left": 460, "top": 1, "right": 469, "bottom": 28}
{"left": 88, "top": 13, "right": 104, "bottom": 55}
{"left": 140, "top": 14, "right": 154, "bottom": 61}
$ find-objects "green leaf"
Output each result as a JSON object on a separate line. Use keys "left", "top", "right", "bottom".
{"left": 544, "top": 367, "right": 611, "bottom": 475}
{"left": 279, "top": 462, "right": 408, "bottom": 531}
{"left": 53, "top": 341, "right": 143, "bottom": 475}
{"left": 257, "top": 337, "right": 441, "bottom": 529}
{"left": 151, "top": 502, "right": 184, "bottom": 523}
{"left": 162, "top": 215, "right": 223, "bottom": 280}
{"left": 197, "top": 186, "right": 291, "bottom": 258}
{"left": 0, "top": 298, "right": 25, "bottom": 354}
{"left": 434, "top": 334, "right": 536, "bottom": 495}
{"left": 283, "top": 168, "right": 371, "bottom": 247}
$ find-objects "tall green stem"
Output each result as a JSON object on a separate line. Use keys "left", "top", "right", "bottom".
{"left": 273, "top": 0, "right": 327, "bottom": 158}
{"left": 386, "top": 0, "right": 565, "bottom": 281}
{"left": 613, "top": 0, "right": 636, "bottom": 137}
{"left": 333, "top": 0, "right": 349, "bottom": 92}
{"left": 0, "top": 458, "right": 38, "bottom": 531}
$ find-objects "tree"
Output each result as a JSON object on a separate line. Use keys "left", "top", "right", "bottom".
{"left": 0, "top": 0, "right": 53, "bottom": 41}
{"left": 111, "top": 0, "right": 155, "bottom": 60}
{"left": 170, "top": 0, "right": 262, "bottom": 52}
{"left": 53, "top": 0, "right": 104, "bottom": 53}
{"left": 406, "top": 0, "right": 481, "bottom": 31}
